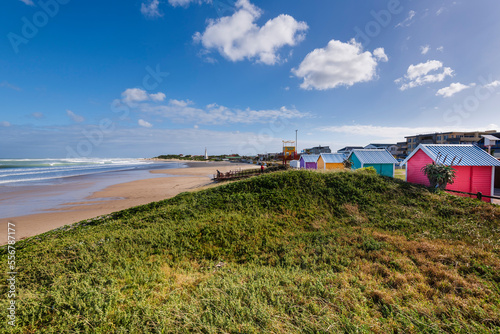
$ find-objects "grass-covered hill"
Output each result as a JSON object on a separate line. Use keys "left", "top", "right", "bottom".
{"left": 1, "top": 170, "right": 499, "bottom": 333}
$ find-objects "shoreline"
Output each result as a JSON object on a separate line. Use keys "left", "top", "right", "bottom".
{"left": 0, "top": 162, "right": 255, "bottom": 245}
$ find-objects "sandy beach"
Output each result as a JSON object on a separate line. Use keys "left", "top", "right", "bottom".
{"left": 0, "top": 162, "right": 256, "bottom": 245}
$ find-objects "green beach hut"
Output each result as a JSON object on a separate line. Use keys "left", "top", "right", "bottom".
{"left": 348, "top": 149, "right": 398, "bottom": 177}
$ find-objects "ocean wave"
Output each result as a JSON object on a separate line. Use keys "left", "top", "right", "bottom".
{"left": 0, "top": 158, "right": 156, "bottom": 185}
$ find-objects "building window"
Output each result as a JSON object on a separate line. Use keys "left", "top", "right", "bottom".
{"left": 437, "top": 136, "right": 441, "bottom": 140}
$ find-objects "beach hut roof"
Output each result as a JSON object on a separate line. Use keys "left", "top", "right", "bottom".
{"left": 300, "top": 154, "right": 319, "bottom": 163}
{"left": 320, "top": 153, "right": 345, "bottom": 164}
{"left": 349, "top": 149, "right": 398, "bottom": 164}
{"left": 401, "top": 144, "right": 500, "bottom": 167}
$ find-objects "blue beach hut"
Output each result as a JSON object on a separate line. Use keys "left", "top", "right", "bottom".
{"left": 348, "top": 149, "right": 398, "bottom": 177}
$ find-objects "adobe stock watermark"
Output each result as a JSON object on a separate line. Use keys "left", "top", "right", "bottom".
{"left": 354, "top": 0, "right": 403, "bottom": 48}
{"left": 212, "top": 0, "right": 236, "bottom": 18}
{"left": 8, "top": 0, "right": 71, "bottom": 54}
{"left": 65, "top": 65, "right": 169, "bottom": 159}
{"left": 442, "top": 76, "right": 500, "bottom": 126}
{"left": 6, "top": 222, "right": 17, "bottom": 327}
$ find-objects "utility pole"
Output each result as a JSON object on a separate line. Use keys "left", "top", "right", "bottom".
{"left": 295, "top": 129, "right": 298, "bottom": 155}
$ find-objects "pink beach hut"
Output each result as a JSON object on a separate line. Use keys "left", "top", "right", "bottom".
{"left": 401, "top": 144, "right": 500, "bottom": 202}
{"left": 299, "top": 155, "right": 319, "bottom": 170}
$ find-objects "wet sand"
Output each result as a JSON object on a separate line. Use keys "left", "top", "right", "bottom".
{"left": 0, "top": 162, "right": 256, "bottom": 245}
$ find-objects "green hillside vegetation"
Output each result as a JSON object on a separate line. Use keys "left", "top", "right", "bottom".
{"left": 1, "top": 170, "right": 499, "bottom": 333}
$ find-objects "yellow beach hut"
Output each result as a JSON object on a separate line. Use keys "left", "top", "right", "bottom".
{"left": 317, "top": 153, "right": 345, "bottom": 170}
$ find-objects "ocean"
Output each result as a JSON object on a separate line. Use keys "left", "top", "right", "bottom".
{"left": 0, "top": 158, "right": 175, "bottom": 186}
{"left": 0, "top": 158, "right": 184, "bottom": 218}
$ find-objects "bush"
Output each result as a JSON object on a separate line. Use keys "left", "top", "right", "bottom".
{"left": 356, "top": 166, "right": 377, "bottom": 174}
{"left": 263, "top": 164, "right": 290, "bottom": 173}
{"left": 421, "top": 163, "right": 456, "bottom": 190}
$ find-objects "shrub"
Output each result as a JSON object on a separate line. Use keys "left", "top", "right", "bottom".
{"left": 421, "top": 163, "right": 456, "bottom": 190}
{"left": 356, "top": 166, "right": 377, "bottom": 174}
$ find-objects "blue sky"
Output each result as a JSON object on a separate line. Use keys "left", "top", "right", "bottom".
{"left": 1, "top": 0, "right": 500, "bottom": 158}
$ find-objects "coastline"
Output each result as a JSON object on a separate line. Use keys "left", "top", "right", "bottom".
{"left": 0, "top": 162, "right": 256, "bottom": 245}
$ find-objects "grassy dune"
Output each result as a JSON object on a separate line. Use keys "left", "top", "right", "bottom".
{"left": 1, "top": 169, "right": 499, "bottom": 333}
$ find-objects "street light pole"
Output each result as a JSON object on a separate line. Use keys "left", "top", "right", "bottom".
{"left": 295, "top": 129, "right": 298, "bottom": 151}
{"left": 295, "top": 129, "right": 298, "bottom": 159}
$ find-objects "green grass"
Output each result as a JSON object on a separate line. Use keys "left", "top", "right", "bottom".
{"left": 394, "top": 168, "right": 406, "bottom": 180}
{"left": 1, "top": 169, "right": 499, "bottom": 333}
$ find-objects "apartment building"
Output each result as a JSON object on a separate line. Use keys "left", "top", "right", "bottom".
{"left": 405, "top": 130, "right": 497, "bottom": 154}
{"left": 304, "top": 145, "right": 332, "bottom": 154}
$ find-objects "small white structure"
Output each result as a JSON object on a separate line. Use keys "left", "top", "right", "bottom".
{"left": 204, "top": 147, "right": 208, "bottom": 160}
{"left": 289, "top": 160, "right": 300, "bottom": 169}
{"left": 482, "top": 135, "right": 499, "bottom": 154}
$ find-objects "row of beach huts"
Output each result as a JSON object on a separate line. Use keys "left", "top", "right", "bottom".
{"left": 294, "top": 144, "right": 500, "bottom": 203}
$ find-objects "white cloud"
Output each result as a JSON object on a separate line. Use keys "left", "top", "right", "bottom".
{"left": 395, "top": 10, "right": 416, "bottom": 28}
{"left": 168, "top": 102, "right": 306, "bottom": 124}
{"left": 138, "top": 119, "right": 153, "bottom": 128}
{"left": 292, "top": 39, "right": 387, "bottom": 90}
{"left": 170, "top": 99, "right": 194, "bottom": 107}
{"left": 31, "top": 112, "right": 44, "bottom": 119}
{"left": 168, "top": 0, "right": 210, "bottom": 7}
{"left": 141, "top": 0, "right": 163, "bottom": 18}
{"left": 1, "top": 121, "right": 11, "bottom": 127}
{"left": 66, "top": 110, "right": 84, "bottom": 123}
{"left": 194, "top": 0, "right": 308, "bottom": 65}
{"left": 121, "top": 88, "right": 166, "bottom": 104}
{"left": 436, "top": 82, "right": 473, "bottom": 98}
{"left": 126, "top": 97, "right": 309, "bottom": 125}
{"left": 396, "top": 60, "right": 454, "bottom": 90}
{"left": 437, "top": 46, "right": 444, "bottom": 52}
{"left": 150, "top": 92, "right": 166, "bottom": 102}
{"left": 0, "top": 81, "right": 21, "bottom": 91}
{"left": 122, "top": 88, "right": 149, "bottom": 103}
{"left": 373, "top": 48, "right": 388, "bottom": 62}
{"left": 484, "top": 80, "right": 500, "bottom": 89}
{"left": 406, "top": 60, "right": 442, "bottom": 80}
{"left": 420, "top": 45, "right": 430, "bottom": 55}
{"left": 436, "top": 7, "right": 446, "bottom": 15}
{"left": 18, "top": 0, "right": 34, "bottom": 5}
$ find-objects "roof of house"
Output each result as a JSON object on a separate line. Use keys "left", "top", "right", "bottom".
{"left": 401, "top": 144, "right": 500, "bottom": 166}
{"left": 364, "top": 143, "right": 396, "bottom": 149}
{"left": 319, "top": 153, "right": 345, "bottom": 163}
{"left": 349, "top": 149, "right": 398, "bottom": 164}
{"left": 337, "top": 146, "right": 364, "bottom": 152}
{"left": 300, "top": 154, "right": 319, "bottom": 163}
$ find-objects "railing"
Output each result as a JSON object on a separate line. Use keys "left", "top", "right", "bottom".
{"left": 443, "top": 189, "right": 500, "bottom": 201}
{"left": 213, "top": 168, "right": 262, "bottom": 182}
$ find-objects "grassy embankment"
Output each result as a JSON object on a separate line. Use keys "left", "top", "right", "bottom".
{"left": 1, "top": 169, "right": 499, "bottom": 333}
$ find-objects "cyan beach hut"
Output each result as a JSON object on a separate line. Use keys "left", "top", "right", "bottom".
{"left": 348, "top": 149, "right": 397, "bottom": 177}
{"left": 401, "top": 144, "right": 500, "bottom": 203}
{"left": 300, "top": 154, "right": 319, "bottom": 169}
{"left": 317, "top": 153, "right": 345, "bottom": 170}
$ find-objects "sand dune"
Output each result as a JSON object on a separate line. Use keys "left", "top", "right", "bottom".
{"left": 0, "top": 162, "right": 256, "bottom": 245}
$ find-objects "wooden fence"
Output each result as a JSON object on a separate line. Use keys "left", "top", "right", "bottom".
{"left": 213, "top": 168, "right": 262, "bottom": 182}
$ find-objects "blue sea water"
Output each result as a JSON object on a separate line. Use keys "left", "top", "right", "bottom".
{"left": 0, "top": 158, "right": 184, "bottom": 218}
{"left": 0, "top": 158, "right": 168, "bottom": 185}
